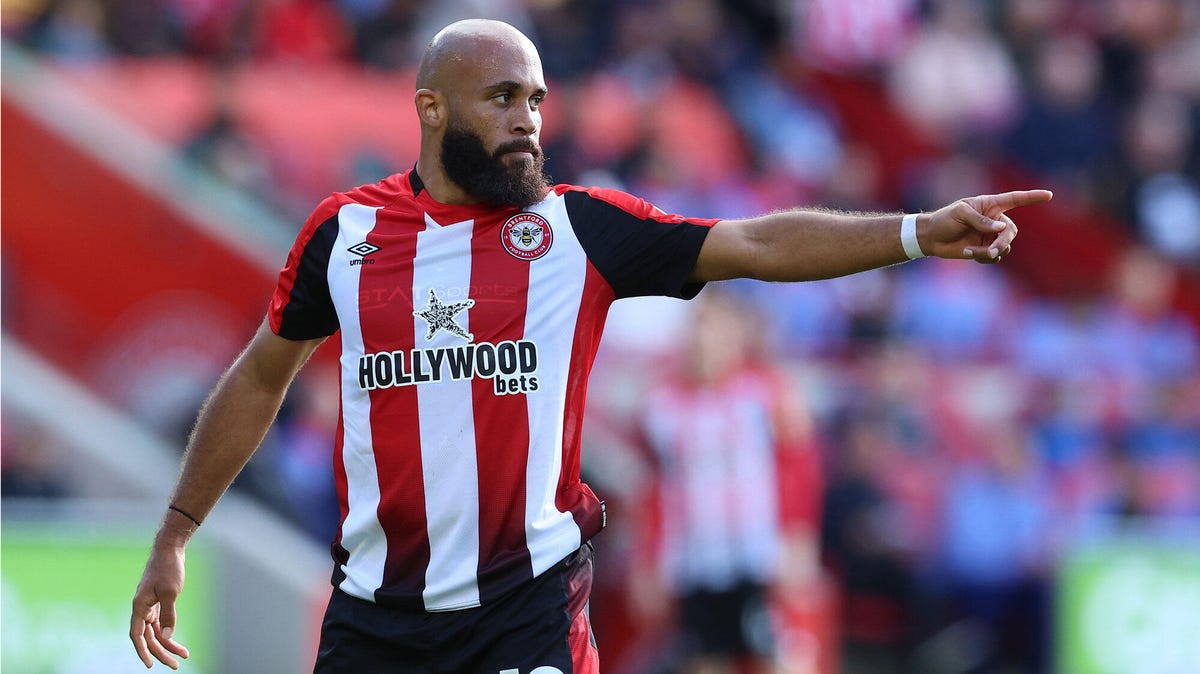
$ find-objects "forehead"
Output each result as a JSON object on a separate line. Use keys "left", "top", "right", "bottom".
{"left": 456, "top": 37, "right": 545, "bottom": 92}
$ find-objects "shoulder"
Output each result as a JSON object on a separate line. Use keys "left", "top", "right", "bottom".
{"left": 553, "top": 184, "right": 665, "bottom": 220}
{"left": 312, "top": 173, "right": 412, "bottom": 222}
{"left": 554, "top": 184, "right": 719, "bottom": 226}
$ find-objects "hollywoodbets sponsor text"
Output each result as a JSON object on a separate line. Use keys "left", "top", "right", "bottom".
{"left": 358, "top": 340, "right": 539, "bottom": 396}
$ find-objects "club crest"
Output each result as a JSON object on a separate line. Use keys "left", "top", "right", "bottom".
{"left": 501, "top": 212, "right": 553, "bottom": 261}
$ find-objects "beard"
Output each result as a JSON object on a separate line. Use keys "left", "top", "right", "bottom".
{"left": 440, "top": 119, "right": 550, "bottom": 208}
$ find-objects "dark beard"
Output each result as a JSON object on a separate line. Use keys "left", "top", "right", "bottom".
{"left": 440, "top": 120, "right": 550, "bottom": 208}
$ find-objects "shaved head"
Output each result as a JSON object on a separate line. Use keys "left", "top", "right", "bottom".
{"left": 413, "top": 19, "right": 550, "bottom": 207}
{"left": 416, "top": 19, "right": 540, "bottom": 91}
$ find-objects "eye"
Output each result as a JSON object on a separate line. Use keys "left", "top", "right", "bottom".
{"left": 493, "top": 92, "right": 512, "bottom": 105}
{"left": 530, "top": 94, "right": 545, "bottom": 109}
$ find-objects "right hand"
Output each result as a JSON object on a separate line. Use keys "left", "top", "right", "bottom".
{"left": 130, "top": 538, "right": 191, "bottom": 669}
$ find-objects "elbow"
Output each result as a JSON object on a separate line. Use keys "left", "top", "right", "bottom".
{"left": 699, "top": 217, "right": 822, "bottom": 283}
{"left": 733, "top": 224, "right": 785, "bottom": 281}
{"left": 735, "top": 219, "right": 821, "bottom": 283}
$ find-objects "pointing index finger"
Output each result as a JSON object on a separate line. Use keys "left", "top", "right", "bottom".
{"left": 978, "top": 189, "right": 1054, "bottom": 213}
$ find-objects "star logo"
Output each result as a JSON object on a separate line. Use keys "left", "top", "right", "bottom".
{"left": 413, "top": 289, "right": 475, "bottom": 342}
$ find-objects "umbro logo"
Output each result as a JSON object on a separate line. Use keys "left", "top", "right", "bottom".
{"left": 348, "top": 241, "right": 380, "bottom": 266}
{"left": 348, "top": 241, "right": 380, "bottom": 256}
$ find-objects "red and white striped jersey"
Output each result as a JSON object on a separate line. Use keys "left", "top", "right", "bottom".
{"left": 640, "top": 367, "right": 800, "bottom": 592}
{"left": 268, "top": 170, "right": 716, "bottom": 611}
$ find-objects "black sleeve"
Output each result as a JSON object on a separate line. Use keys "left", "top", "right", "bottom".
{"left": 564, "top": 189, "right": 714, "bottom": 300}
{"left": 275, "top": 215, "right": 340, "bottom": 340}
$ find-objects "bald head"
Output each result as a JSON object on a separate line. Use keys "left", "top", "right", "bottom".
{"left": 416, "top": 19, "right": 540, "bottom": 91}
{"left": 412, "top": 19, "right": 549, "bottom": 207}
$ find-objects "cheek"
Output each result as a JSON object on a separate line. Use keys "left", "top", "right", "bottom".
{"left": 455, "top": 105, "right": 498, "bottom": 133}
{"left": 478, "top": 117, "right": 507, "bottom": 142}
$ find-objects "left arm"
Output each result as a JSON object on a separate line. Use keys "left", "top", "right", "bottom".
{"left": 689, "top": 190, "right": 1052, "bottom": 282}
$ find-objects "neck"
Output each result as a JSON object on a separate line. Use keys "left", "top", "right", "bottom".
{"left": 414, "top": 154, "right": 481, "bottom": 205}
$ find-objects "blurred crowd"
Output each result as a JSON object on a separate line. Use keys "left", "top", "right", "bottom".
{"left": 7, "top": 0, "right": 1200, "bottom": 264}
{"left": 5, "top": 0, "right": 1200, "bottom": 673}
{"left": 587, "top": 252, "right": 1200, "bottom": 672}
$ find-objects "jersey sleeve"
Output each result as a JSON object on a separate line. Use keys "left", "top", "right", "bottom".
{"left": 267, "top": 204, "right": 341, "bottom": 340}
{"left": 562, "top": 186, "right": 718, "bottom": 300}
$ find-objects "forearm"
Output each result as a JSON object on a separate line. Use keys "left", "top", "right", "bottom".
{"left": 165, "top": 360, "right": 291, "bottom": 526}
{"left": 753, "top": 209, "right": 912, "bottom": 281}
{"left": 692, "top": 209, "right": 917, "bottom": 283}
{"left": 161, "top": 322, "right": 321, "bottom": 532}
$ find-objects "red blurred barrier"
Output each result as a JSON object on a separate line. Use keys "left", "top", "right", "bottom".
{"left": 1, "top": 99, "right": 273, "bottom": 403}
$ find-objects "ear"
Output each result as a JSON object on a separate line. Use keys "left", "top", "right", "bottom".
{"left": 415, "top": 89, "right": 445, "bottom": 128}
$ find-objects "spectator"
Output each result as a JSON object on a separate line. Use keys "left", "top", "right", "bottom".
{"left": 794, "top": 0, "right": 917, "bottom": 73}
{"left": 887, "top": 0, "right": 1020, "bottom": 144}
{"left": 347, "top": 0, "right": 421, "bottom": 70}
{"left": 934, "top": 429, "right": 1052, "bottom": 674}
{"left": 1004, "top": 32, "right": 1119, "bottom": 201}
{"left": 1121, "top": 92, "right": 1200, "bottom": 265}
{"left": 821, "top": 413, "right": 918, "bottom": 674}
{"left": 183, "top": 74, "right": 276, "bottom": 199}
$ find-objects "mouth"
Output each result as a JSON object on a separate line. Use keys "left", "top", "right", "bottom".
{"left": 496, "top": 142, "right": 540, "bottom": 163}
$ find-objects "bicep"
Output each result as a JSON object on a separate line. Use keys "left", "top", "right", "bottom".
{"left": 689, "top": 218, "right": 758, "bottom": 282}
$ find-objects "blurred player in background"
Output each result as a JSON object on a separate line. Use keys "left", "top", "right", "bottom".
{"left": 630, "top": 288, "right": 823, "bottom": 673}
{"left": 130, "top": 18, "right": 1050, "bottom": 672}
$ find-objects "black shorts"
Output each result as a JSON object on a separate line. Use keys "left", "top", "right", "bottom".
{"left": 678, "top": 580, "right": 775, "bottom": 658}
{"left": 314, "top": 544, "right": 599, "bottom": 673}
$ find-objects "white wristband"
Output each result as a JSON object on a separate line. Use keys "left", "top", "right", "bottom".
{"left": 901, "top": 213, "right": 925, "bottom": 259}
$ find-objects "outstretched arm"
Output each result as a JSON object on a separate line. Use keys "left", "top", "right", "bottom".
{"left": 130, "top": 320, "right": 325, "bottom": 669}
{"left": 690, "top": 190, "right": 1053, "bottom": 282}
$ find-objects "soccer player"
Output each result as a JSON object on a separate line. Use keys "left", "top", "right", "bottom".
{"left": 130, "top": 18, "right": 1050, "bottom": 672}
{"left": 631, "top": 288, "right": 822, "bottom": 673}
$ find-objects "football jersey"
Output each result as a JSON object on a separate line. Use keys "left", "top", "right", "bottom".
{"left": 268, "top": 169, "right": 717, "bottom": 611}
{"left": 641, "top": 369, "right": 788, "bottom": 592}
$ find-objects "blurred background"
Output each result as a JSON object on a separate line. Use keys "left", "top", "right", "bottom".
{"left": 2, "top": 0, "right": 1199, "bottom": 672}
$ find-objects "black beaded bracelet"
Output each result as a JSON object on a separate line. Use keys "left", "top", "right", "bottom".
{"left": 168, "top": 504, "right": 202, "bottom": 527}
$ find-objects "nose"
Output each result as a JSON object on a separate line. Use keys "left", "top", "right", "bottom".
{"left": 510, "top": 101, "right": 539, "bottom": 137}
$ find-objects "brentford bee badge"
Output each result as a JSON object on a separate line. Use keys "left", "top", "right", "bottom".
{"left": 501, "top": 212, "right": 553, "bottom": 261}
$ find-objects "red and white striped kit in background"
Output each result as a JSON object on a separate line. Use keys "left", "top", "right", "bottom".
{"left": 269, "top": 169, "right": 716, "bottom": 612}
{"left": 642, "top": 369, "right": 793, "bottom": 592}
